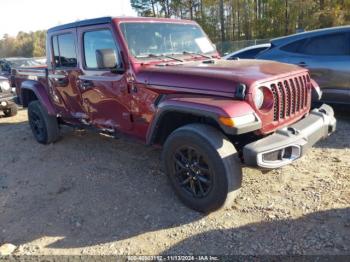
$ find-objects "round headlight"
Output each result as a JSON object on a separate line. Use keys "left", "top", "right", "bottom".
{"left": 253, "top": 86, "right": 274, "bottom": 111}
{"left": 254, "top": 87, "right": 265, "bottom": 109}
{"left": 0, "top": 80, "right": 11, "bottom": 91}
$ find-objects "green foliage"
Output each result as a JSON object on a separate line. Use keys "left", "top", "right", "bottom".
{"left": 2, "top": 1, "right": 350, "bottom": 57}
{"left": 0, "top": 30, "right": 46, "bottom": 58}
{"left": 131, "top": 0, "right": 350, "bottom": 51}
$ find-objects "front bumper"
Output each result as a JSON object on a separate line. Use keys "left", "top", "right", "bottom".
{"left": 0, "top": 93, "right": 16, "bottom": 109}
{"left": 243, "top": 104, "right": 336, "bottom": 169}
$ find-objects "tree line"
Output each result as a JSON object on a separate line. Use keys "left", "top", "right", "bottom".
{"left": 1, "top": 0, "right": 349, "bottom": 58}
{"left": 0, "top": 31, "right": 46, "bottom": 58}
{"left": 131, "top": 0, "right": 350, "bottom": 44}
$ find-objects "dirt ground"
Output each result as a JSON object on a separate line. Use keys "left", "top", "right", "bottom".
{"left": 0, "top": 107, "right": 349, "bottom": 256}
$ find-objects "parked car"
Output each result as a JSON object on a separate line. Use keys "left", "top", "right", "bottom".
{"left": 1, "top": 57, "right": 43, "bottom": 68}
{"left": 0, "top": 59, "right": 12, "bottom": 79}
{"left": 33, "top": 57, "right": 47, "bottom": 65}
{"left": 0, "top": 76, "right": 17, "bottom": 117}
{"left": 14, "top": 17, "right": 336, "bottom": 213}
{"left": 1, "top": 57, "right": 45, "bottom": 87}
{"left": 224, "top": 43, "right": 271, "bottom": 60}
{"left": 255, "top": 26, "right": 350, "bottom": 104}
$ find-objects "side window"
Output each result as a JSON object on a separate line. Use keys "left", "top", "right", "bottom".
{"left": 280, "top": 39, "right": 307, "bottom": 53}
{"left": 83, "top": 29, "right": 119, "bottom": 69}
{"left": 52, "top": 33, "right": 77, "bottom": 68}
{"left": 301, "top": 33, "right": 349, "bottom": 56}
{"left": 233, "top": 47, "right": 269, "bottom": 59}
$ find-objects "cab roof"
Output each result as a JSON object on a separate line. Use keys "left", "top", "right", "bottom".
{"left": 48, "top": 16, "right": 196, "bottom": 33}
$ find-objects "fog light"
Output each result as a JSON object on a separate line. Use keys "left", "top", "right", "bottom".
{"left": 1, "top": 101, "right": 7, "bottom": 107}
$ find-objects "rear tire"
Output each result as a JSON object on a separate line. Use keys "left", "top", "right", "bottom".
{"left": 28, "top": 100, "right": 60, "bottom": 144}
{"left": 162, "top": 123, "right": 242, "bottom": 213}
{"left": 3, "top": 104, "right": 17, "bottom": 117}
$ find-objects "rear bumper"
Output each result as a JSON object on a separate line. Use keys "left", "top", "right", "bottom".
{"left": 243, "top": 104, "right": 336, "bottom": 169}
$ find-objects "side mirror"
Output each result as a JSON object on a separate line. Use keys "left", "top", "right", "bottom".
{"left": 95, "top": 49, "right": 123, "bottom": 72}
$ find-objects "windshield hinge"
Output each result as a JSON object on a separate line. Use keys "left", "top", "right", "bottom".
{"left": 235, "top": 83, "right": 246, "bottom": 100}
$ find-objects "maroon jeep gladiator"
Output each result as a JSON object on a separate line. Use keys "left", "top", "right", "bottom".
{"left": 14, "top": 17, "right": 336, "bottom": 212}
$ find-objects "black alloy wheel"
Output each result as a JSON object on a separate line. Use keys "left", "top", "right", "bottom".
{"left": 29, "top": 107, "right": 46, "bottom": 142}
{"left": 28, "top": 101, "right": 60, "bottom": 144}
{"left": 173, "top": 146, "right": 213, "bottom": 198}
{"left": 162, "top": 123, "right": 243, "bottom": 213}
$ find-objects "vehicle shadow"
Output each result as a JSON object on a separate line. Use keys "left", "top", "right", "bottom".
{"left": 162, "top": 207, "right": 350, "bottom": 255}
{"left": 0, "top": 121, "right": 204, "bottom": 249}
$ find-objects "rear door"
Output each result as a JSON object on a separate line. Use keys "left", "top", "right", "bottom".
{"left": 77, "top": 24, "right": 132, "bottom": 132}
{"left": 48, "top": 30, "right": 87, "bottom": 119}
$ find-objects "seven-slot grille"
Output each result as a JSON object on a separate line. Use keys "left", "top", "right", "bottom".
{"left": 270, "top": 74, "right": 310, "bottom": 121}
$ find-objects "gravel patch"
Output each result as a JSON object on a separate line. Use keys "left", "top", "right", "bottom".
{"left": 0, "top": 108, "right": 349, "bottom": 255}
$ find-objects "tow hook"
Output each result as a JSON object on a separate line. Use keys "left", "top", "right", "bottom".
{"left": 287, "top": 127, "right": 300, "bottom": 135}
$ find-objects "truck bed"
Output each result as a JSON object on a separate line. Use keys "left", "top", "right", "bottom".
{"left": 13, "top": 66, "right": 47, "bottom": 101}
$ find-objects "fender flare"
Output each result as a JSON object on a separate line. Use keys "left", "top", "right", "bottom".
{"left": 146, "top": 96, "right": 260, "bottom": 145}
{"left": 21, "top": 80, "right": 57, "bottom": 116}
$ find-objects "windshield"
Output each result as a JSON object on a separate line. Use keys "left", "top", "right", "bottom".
{"left": 120, "top": 22, "right": 216, "bottom": 59}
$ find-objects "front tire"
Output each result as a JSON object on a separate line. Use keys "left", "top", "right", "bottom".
{"left": 28, "top": 100, "right": 60, "bottom": 144}
{"left": 3, "top": 104, "right": 17, "bottom": 117}
{"left": 162, "top": 124, "right": 242, "bottom": 213}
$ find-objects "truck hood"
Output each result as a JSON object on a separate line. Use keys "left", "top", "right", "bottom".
{"left": 137, "top": 59, "right": 307, "bottom": 96}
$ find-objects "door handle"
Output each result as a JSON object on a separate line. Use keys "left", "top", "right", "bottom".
{"left": 80, "top": 80, "right": 94, "bottom": 90}
{"left": 48, "top": 74, "right": 68, "bottom": 86}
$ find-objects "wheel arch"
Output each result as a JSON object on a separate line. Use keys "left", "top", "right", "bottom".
{"left": 21, "top": 80, "right": 56, "bottom": 115}
{"left": 146, "top": 105, "right": 226, "bottom": 146}
{"left": 146, "top": 95, "right": 260, "bottom": 146}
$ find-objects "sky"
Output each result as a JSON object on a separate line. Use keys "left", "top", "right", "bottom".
{"left": 0, "top": 0, "right": 137, "bottom": 37}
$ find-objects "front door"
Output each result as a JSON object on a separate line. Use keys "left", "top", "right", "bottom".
{"left": 77, "top": 25, "right": 133, "bottom": 132}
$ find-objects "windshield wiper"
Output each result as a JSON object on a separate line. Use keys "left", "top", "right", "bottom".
{"left": 183, "top": 51, "right": 212, "bottom": 59}
{"left": 162, "top": 54, "right": 184, "bottom": 62}
{"left": 136, "top": 54, "right": 184, "bottom": 62}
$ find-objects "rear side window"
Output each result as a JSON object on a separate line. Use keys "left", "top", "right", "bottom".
{"left": 301, "top": 33, "right": 349, "bottom": 56}
{"left": 52, "top": 33, "right": 77, "bottom": 68}
{"left": 280, "top": 39, "right": 307, "bottom": 53}
{"left": 229, "top": 47, "right": 269, "bottom": 59}
{"left": 83, "top": 29, "right": 118, "bottom": 69}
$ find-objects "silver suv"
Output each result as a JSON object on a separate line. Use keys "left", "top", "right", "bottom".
{"left": 256, "top": 26, "right": 350, "bottom": 105}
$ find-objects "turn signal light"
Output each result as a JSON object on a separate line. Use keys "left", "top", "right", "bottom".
{"left": 219, "top": 116, "right": 235, "bottom": 127}
{"left": 219, "top": 114, "right": 257, "bottom": 127}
